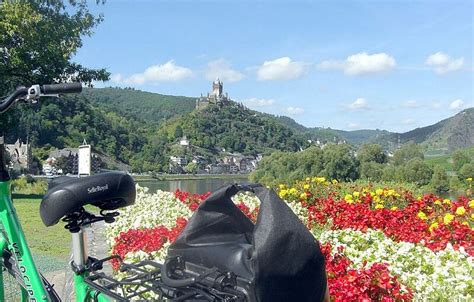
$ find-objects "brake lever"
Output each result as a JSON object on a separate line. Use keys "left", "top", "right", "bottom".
{"left": 16, "top": 97, "right": 29, "bottom": 104}
{"left": 25, "top": 85, "right": 58, "bottom": 103}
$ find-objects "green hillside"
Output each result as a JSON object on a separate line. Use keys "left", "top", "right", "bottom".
{"left": 75, "top": 89, "right": 474, "bottom": 155}
{"left": 2, "top": 92, "right": 313, "bottom": 172}
{"left": 266, "top": 115, "right": 393, "bottom": 146}
{"left": 272, "top": 115, "right": 308, "bottom": 132}
{"left": 425, "top": 145, "right": 474, "bottom": 171}
{"left": 157, "top": 102, "right": 309, "bottom": 156}
{"left": 422, "top": 108, "right": 474, "bottom": 152}
{"left": 1, "top": 94, "right": 149, "bottom": 164}
{"left": 82, "top": 87, "right": 196, "bottom": 125}
{"left": 3, "top": 82, "right": 472, "bottom": 175}
{"left": 374, "top": 108, "right": 474, "bottom": 153}
{"left": 335, "top": 129, "right": 393, "bottom": 145}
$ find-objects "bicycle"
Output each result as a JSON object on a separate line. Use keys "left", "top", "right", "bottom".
{"left": 0, "top": 83, "right": 253, "bottom": 301}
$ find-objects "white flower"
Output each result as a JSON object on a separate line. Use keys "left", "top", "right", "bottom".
{"left": 318, "top": 228, "right": 474, "bottom": 301}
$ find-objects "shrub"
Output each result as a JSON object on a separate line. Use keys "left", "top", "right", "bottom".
{"left": 459, "top": 163, "right": 474, "bottom": 182}
{"left": 403, "top": 158, "right": 433, "bottom": 186}
{"left": 431, "top": 166, "right": 449, "bottom": 193}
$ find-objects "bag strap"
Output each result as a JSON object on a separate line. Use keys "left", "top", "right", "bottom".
{"left": 205, "top": 183, "right": 264, "bottom": 203}
{"left": 234, "top": 183, "right": 264, "bottom": 194}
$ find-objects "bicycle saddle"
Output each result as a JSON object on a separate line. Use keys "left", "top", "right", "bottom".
{"left": 40, "top": 172, "right": 136, "bottom": 226}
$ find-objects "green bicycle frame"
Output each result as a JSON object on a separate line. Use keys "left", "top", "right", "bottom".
{"left": 0, "top": 142, "right": 111, "bottom": 301}
{"left": 0, "top": 179, "right": 50, "bottom": 301}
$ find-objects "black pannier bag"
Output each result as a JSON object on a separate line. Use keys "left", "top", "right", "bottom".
{"left": 166, "top": 183, "right": 327, "bottom": 302}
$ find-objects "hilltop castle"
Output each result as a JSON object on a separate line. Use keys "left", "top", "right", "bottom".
{"left": 196, "top": 79, "right": 231, "bottom": 110}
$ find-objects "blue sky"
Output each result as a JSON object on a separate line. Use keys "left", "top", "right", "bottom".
{"left": 74, "top": 0, "right": 473, "bottom": 132}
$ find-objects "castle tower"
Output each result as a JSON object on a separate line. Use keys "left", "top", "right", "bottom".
{"left": 212, "top": 78, "right": 223, "bottom": 97}
{"left": 196, "top": 79, "right": 230, "bottom": 110}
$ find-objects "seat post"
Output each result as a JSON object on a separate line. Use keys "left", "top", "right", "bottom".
{"left": 72, "top": 228, "right": 88, "bottom": 268}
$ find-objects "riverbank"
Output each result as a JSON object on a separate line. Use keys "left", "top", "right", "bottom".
{"left": 133, "top": 173, "right": 249, "bottom": 181}
{"left": 34, "top": 173, "right": 249, "bottom": 182}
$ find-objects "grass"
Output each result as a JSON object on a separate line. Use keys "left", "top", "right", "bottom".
{"left": 425, "top": 146, "right": 474, "bottom": 172}
{"left": 425, "top": 155, "right": 453, "bottom": 171}
{"left": 13, "top": 195, "right": 70, "bottom": 259}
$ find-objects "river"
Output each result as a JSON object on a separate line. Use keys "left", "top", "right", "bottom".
{"left": 136, "top": 176, "right": 249, "bottom": 194}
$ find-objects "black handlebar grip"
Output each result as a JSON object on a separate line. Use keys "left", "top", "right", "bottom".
{"left": 41, "top": 83, "right": 82, "bottom": 94}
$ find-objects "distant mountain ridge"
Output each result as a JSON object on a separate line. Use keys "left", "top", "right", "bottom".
{"left": 82, "top": 87, "right": 196, "bottom": 125}
{"left": 84, "top": 88, "right": 474, "bottom": 154}
{"left": 4, "top": 86, "right": 472, "bottom": 174}
{"left": 270, "top": 106, "right": 474, "bottom": 153}
{"left": 374, "top": 108, "right": 474, "bottom": 153}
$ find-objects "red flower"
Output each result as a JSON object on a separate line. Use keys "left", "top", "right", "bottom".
{"left": 111, "top": 217, "right": 188, "bottom": 270}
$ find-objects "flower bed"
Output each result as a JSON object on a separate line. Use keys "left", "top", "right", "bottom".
{"left": 106, "top": 180, "right": 473, "bottom": 301}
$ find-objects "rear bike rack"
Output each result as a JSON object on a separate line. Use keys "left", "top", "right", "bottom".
{"left": 80, "top": 256, "right": 251, "bottom": 301}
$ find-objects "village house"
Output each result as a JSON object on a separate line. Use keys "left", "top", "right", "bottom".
{"left": 5, "top": 139, "right": 32, "bottom": 172}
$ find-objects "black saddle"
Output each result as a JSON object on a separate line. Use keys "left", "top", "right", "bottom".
{"left": 40, "top": 172, "right": 136, "bottom": 227}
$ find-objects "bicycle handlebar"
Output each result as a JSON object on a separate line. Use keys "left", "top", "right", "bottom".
{"left": 0, "top": 87, "right": 28, "bottom": 114}
{"left": 0, "top": 83, "right": 82, "bottom": 114}
{"left": 41, "top": 83, "right": 82, "bottom": 95}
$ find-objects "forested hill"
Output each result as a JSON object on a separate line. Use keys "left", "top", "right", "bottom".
{"left": 373, "top": 108, "right": 474, "bottom": 152}
{"left": 334, "top": 129, "right": 393, "bottom": 145}
{"left": 1, "top": 92, "right": 310, "bottom": 172}
{"left": 157, "top": 103, "right": 310, "bottom": 156}
{"left": 80, "top": 88, "right": 474, "bottom": 154}
{"left": 271, "top": 109, "right": 474, "bottom": 153}
{"left": 410, "top": 108, "right": 474, "bottom": 151}
{"left": 82, "top": 87, "right": 196, "bottom": 125}
{"left": 3, "top": 83, "right": 472, "bottom": 174}
{"left": 1, "top": 93, "right": 149, "bottom": 165}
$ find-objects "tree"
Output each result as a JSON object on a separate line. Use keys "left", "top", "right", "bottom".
{"left": 458, "top": 163, "right": 474, "bottom": 182}
{"left": 184, "top": 162, "right": 198, "bottom": 175}
{"left": 382, "top": 165, "right": 404, "bottom": 182}
{"left": 0, "top": 0, "right": 109, "bottom": 95}
{"left": 431, "top": 165, "right": 449, "bottom": 193}
{"left": 53, "top": 155, "right": 70, "bottom": 174}
{"left": 392, "top": 143, "right": 424, "bottom": 166}
{"left": 358, "top": 144, "right": 387, "bottom": 164}
{"left": 360, "top": 162, "right": 384, "bottom": 181}
{"left": 174, "top": 126, "right": 183, "bottom": 139}
{"left": 296, "top": 146, "right": 324, "bottom": 177}
{"left": 452, "top": 150, "right": 470, "bottom": 172}
{"left": 403, "top": 158, "right": 433, "bottom": 186}
{"left": 322, "top": 144, "right": 359, "bottom": 181}
{"left": 0, "top": 0, "right": 110, "bottom": 157}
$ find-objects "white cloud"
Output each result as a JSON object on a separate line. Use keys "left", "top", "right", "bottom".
{"left": 284, "top": 106, "right": 304, "bottom": 115}
{"left": 347, "top": 123, "right": 360, "bottom": 130}
{"left": 449, "top": 99, "right": 465, "bottom": 110}
{"left": 348, "top": 97, "right": 370, "bottom": 110}
{"left": 241, "top": 98, "right": 275, "bottom": 107}
{"left": 402, "top": 118, "right": 415, "bottom": 125}
{"left": 110, "top": 73, "right": 124, "bottom": 83}
{"left": 257, "top": 57, "right": 307, "bottom": 81}
{"left": 205, "top": 59, "right": 244, "bottom": 83}
{"left": 317, "top": 52, "right": 396, "bottom": 75}
{"left": 111, "top": 60, "right": 193, "bottom": 85}
{"left": 431, "top": 102, "right": 442, "bottom": 109}
{"left": 426, "top": 52, "right": 464, "bottom": 74}
{"left": 402, "top": 100, "right": 420, "bottom": 108}
{"left": 426, "top": 52, "right": 449, "bottom": 66}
